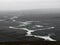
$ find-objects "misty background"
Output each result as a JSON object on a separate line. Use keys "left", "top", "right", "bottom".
{"left": 0, "top": 0, "right": 59, "bottom": 16}
{"left": 0, "top": 0, "right": 60, "bottom": 11}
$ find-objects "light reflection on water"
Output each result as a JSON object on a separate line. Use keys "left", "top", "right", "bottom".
{"left": 9, "top": 21, "right": 56, "bottom": 41}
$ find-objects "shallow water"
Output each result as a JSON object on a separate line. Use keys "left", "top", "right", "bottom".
{"left": 8, "top": 21, "right": 56, "bottom": 41}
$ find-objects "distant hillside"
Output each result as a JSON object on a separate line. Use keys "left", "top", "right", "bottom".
{"left": 0, "top": 9, "right": 60, "bottom": 19}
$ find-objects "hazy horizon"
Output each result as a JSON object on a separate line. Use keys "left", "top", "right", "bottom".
{"left": 0, "top": 0, "right": 60, "bottom": 11}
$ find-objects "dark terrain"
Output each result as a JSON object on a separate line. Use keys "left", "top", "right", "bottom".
{"left": 0, "top": 10, "right": 60, "bottom": 42}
